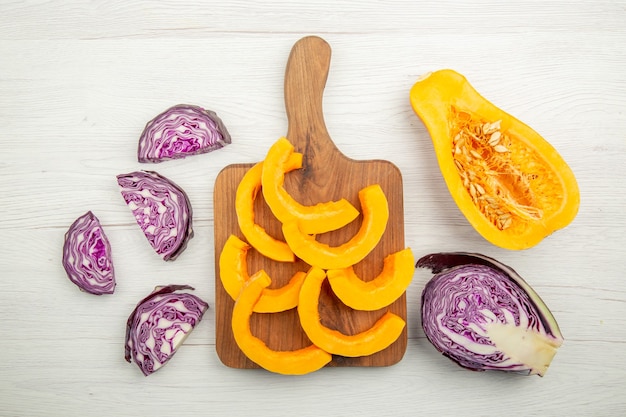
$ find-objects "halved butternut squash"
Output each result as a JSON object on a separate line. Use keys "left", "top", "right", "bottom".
{"left": 410, "top": 69, "right": 580, "bottom": 250}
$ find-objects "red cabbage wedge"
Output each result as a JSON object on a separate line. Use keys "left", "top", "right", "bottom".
{"left": 125, "top": 285, "right": 209, "bottom": 376}
{"left": 417, "top": 252, "right": 563, "bottom": 376}
{"left": 138, "top": 104, "right": 231, "bottom": 163}
{"left": 62, "top": 211, "right": 115, "bottom": 295}
{"left": 117, "top": 170, "right": 193, "bottom": 261}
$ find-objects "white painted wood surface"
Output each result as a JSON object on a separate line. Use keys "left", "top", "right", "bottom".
{"left": 1, "top": 1, "right": 625, "bottom": 416}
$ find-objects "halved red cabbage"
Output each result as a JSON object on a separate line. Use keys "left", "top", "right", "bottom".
{"left": 125, "top": 285, "right": 208, "bottom": 376}
{"left": 418, "top": 252, "right": 563, "bottom": 376}
{"left": 62, "top": 211, "right": 115, "bottom": 295}
{"left": 117, "top": 170, "right": 193, "bottom": 261}
{"left": 137, "top": 104, "right": 231, "bottom": 163}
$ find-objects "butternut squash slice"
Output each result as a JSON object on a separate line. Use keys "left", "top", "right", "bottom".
{"left": 282, "top": 184, "right": 389, "bottom": 270}
{"left": 261, "top": 137, "right": 359, "bottom": 234}
{"left": 252, "top": 271, "right": 306, "bottom": 314}
{"left": 219, "top": 234, "right": 306, "bottom": 313}
{"left": 232, "top": 270, "right": 332, "bottom": 375}
{"left": 218, "top": 235, "right": 249, "bottom": 301}
{"left": 235, "top": 153, "right": 302, "bottom": 263}
{"left": 410, "top": 69, "right": 580, "bottom": 250}
{"left": 327, "top": 248, "right": 415, "bottom": 311}
{"left": 297, "top": 267, "right": 406, "bottom": 357}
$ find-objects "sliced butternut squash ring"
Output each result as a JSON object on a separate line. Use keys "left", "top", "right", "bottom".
{"left": 298, "top": 267, "right": 406, "bottom": 357}
{"left": 219, "top": 235, "right": 250, "bottom": 301}
{"left": 327, "top": 248, "right": 415, "bottom": 311}
{"left": 232, "top": 270, "right": 332, "bottom": 375}
{"left": 219, "top": 234, "right": 306, "bottom": 313}
{"left": 235, "top": 153, "right": 303, "bottom": 263}
{"left": 261, "top": 137, "right": 359, "bottom": 234}
{"left": 282, "top": 184, "right": 389, "bottom": 270}
{"left": 254, "top": 271, "right": 306, "bottom": 314}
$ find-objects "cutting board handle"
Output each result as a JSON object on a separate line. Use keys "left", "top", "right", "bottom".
{"left": 284, "top": 36, "right": 340, "bottom": 159}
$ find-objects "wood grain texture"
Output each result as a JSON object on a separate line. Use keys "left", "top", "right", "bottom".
{"left": 2, "top": 0, "right": 626, "bottom": 416}
{"left": 214, "top": 36, "right": 406, "bottom": 369}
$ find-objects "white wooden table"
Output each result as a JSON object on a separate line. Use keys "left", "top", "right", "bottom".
{"left": 2, "top": 1, "right": 625, "bottom": 416}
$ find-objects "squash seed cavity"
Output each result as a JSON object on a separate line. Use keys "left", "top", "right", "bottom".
{"left": 449, "top": 106, "right": 550, "bottom": 231}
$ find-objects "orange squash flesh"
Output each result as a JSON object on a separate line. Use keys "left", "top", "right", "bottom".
{"left": 410, "top": 69, "right": 580, "bottom": 250}
{"left": 326, "top": 248, "right": 415, "bottom": 311}
{"left": 218, "top": 235, "right": 249, "bottom": 301}
{"left": 261, "top": 137, "right": 360, "bottom": 234}
{"left": 231, "top": 270, "right": 332, "bottom": 375}
{"left": 253, "top": 271, "right": 306, "bottom": 314}
{"left": 282, "top": 184, "right": 389, "bottom": 270}
{"left": 219, "top": 234, "right": 306, "bottom": 313}
{"left": 235, "top": 153, "right": 302, "bottom": 263}
{"left": 297, "top": 267, "right": 406, "bottom": 357}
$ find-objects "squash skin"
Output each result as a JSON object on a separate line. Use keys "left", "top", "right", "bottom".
{"left": 410, "top": 69, "right": 580, "bottom": 250}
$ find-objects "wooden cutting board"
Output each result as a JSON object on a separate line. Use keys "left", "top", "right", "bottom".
{"left": 213, "top": 36, "right": 407, "bottom": 370}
